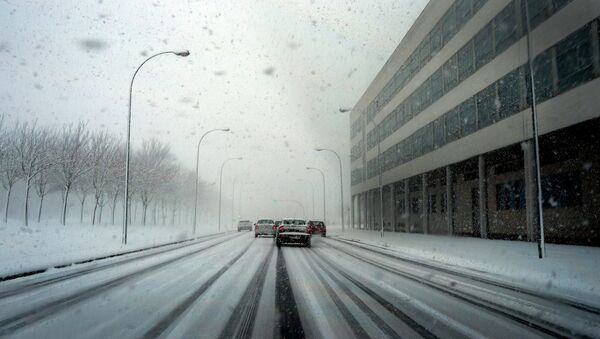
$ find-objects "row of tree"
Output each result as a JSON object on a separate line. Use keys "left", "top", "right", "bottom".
{"left": 0, "top": 116, "right": 203, "bottom": 227}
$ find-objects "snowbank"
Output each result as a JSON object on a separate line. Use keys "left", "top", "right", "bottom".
{"left": 329, "top": 228, "right": 600, "bottom": 307}
{"left": 0, "top": 220, "right": 217, "bottom": 277}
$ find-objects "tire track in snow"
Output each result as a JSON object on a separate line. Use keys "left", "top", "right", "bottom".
{"left": 275, "top": 247, "right": 305, "bottom": 339}
{"left": 218, "top": 244, "right": 275, "bottom": 339}
{"left": 313, "top": 249, "right": 438, "bottom": 339}
{"left": 142, "top": 241, "right": 254, "bottom": 338}
{"left": 0, "top": 234, "right": 242, "bottom": 337}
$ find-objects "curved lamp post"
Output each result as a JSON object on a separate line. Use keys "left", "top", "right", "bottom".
{"left": 315, "top": 148, "right": 345, "bottom": 232}
{"left": 123, "top": 50, "right": 190, "bottom": 245}
{"left": 306, "top": 167, "right": 326, "bottom": 223}
{"left": 193, "top": 128, "right": 230, "bottom": 234}
{"left": 218, "top": 157, "right": 242, "bottom": 232}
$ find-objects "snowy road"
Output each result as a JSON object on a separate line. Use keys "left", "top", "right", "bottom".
{"left": 0, "top": 232, "right": 599, "bottom": 338}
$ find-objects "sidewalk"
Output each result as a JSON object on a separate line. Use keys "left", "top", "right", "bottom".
{"left": 328, "top": 228, "right": 600, "bottom": 307}
{"left": 0, "top": 221, "right": 216, "bottom": 278}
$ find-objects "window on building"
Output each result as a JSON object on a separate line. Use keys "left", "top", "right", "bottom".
{"left": 428, "top": 194, "right": 437, "bottom": 213}
{"left": 472, "top": 0, "right": 487, "bottom": 13}
{"left": 445, "top": 107, "right": 461, "bottom": 142}
{"left": 460, "top": 97, "right": 477, "bottom": 135}
{"left": 458, "top": 41, "right": 475, "bottom": 82}
{"left": 441, "top": 5, "right": 457, "bottom": 44}
{"left": 419, "top": 37, "right": 431, "bottom": 68}
{"left": 411, "top": 198, "right": 420, "bottom": 214}
{"left": 476, "top": 84, "right": 498, "bottom": 128}
{"left": 433, "top": 119, "right": 445, "bottom": 149}
{"left": 497, "top": 68, "right": 522, "bottom": 119}
{"left": 455, "top": 0, "right": 472, "bottom": 26}
{"left": 407, "top": 54, "right": 418, "bottom": 78}
{"left": 494, "top": 2, "right": 518, "bottom": 55}
{"left": 555, "top": 24, "right": 594, "bottom": 94}
{"left": 443, "top": 55, "right": 458, "bottom": 92}
{"left": 496, "top": 179, "right": 526, "bottom": 210}
{"left": 524, "top": 0, "right": 550, "bottom": 29}
{"left": 410, "top": 92, "right": 421, "bottom": 118}
{"left": 422, "top": 123, "right": 433, "bottom": 154}
{"left": 441, "top": 192, "right": 447, "bottom": 214}
{"left": 411, "top": 132, "right": 422, "bottom": 159}
{"left": 541, "top": 172, "right": 582, "bottom": 209}
{"left": 431, "top": 69, "right": 444, "bottom": 102}
{"left": 430, "top": 22, "right": 443, "bottom": 56}
{"left": 421, "top": 78, "right": 432, "bottom": 108}
{"left": 534, "top": 48, "right": 556, "bottom": 102}
{"left": 474, "top": 23, "right": 494, "bottom": 69}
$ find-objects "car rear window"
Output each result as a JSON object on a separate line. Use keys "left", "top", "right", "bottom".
{"left": 283, "top": 219, "right": 306, "bottom": 225}
{"left": 257, "top": 219, "right": 274, "bottom": 224}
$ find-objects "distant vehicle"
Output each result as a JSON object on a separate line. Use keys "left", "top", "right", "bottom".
{"left": 255, "top": 219, "right": 276, "bottom": 238}
{"left": 276, "top": 218, "right": 310, "bottom": 248}
{"left": 237, "top": 220, "right": 253, "bottom": 232}
{"left": 307, "top": 220, "right": 327, "bottom": 237}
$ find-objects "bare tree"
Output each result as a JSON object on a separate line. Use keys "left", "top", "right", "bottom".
{"left": 53, "top": 123, "right": 90, "bottom": 225}
{"left": 88, "top": 132, "right": 120, "bottom": 225}
{"left": 73, "top": 177, "right": 92, "bottom": 224}
{"left": 34, "top": 168, "right": 54, "bottom": 223}
{"left": 106, "top": 142, "right": 125, "bottom": 225}
{"left": 14, "top": 122, "right": 54, "bottom": 226}
{"left": 132, "top": 139, "right": 174, "bottom": 226}
{"left": 1, "top": 127, "right": 20, "bottom": 223}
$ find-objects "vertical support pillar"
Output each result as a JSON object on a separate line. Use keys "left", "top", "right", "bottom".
{"left": 357, "top": 193, "right": 362, "bottom": 229}
{"left": 351, "top": 195, "right": 355, "bottom": 229}
{"left": 524, "top": 140, "right": 537, "bottom": 242}
{"left": 404, "top": 179, "right": 410, "bottom": 233}
{"left": 422, "top": 173, "right": 429, "bottom": 234}
{"left": 591, "top": 20, "right": 600, "bottom": 77}
{"left": 390, "top": 184, "right": 396, "bottom": 232}
{"left": 446, "top": 166, "right": 454, "bottom": 235}
{"left": 478, "top": 155, "right": 488, "bottom": 238}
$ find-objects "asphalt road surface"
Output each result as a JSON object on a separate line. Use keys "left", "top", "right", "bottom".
{"left": 0, "top": 232, "right": 599, "bottom": 338}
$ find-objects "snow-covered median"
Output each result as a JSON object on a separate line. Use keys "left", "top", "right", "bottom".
{"left": 0, "top": 221, "right": 218, "bottom": 277}
{"left": 328, "top": 228, "right": 600, "bottom": 307}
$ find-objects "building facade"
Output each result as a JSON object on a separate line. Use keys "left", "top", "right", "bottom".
{"left": 349, "top": 0, "right": 600, "bottom": 246}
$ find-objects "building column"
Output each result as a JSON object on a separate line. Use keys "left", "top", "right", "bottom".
{"left": 422, "top": 173, "right": 429, "bottom": 234}
{"left": 404, "top": 179, "right": 410, "bottom": 233}
{"left": 478, "top": 155, "right": 488, "bottom": 238}
{"left": 446, "top": 166, "right": 454, "bottom": 235}
{"left": 350, "top": 195, "right": 355, "bottom": 229}
{"left": 389, "top": 184, "right": 396, "bottom": 232}
{"left": 524, "top": 140, "right": 537, "bottom": 242}
{"left": 591, "top": 20, "right": 600, "bottom": 77}
{"left": 358, "top": 193, "right": 363, "bottom": 229}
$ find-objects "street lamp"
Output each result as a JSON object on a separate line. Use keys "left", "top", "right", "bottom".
{"left": 218, "top": 157, "right": 242, "bottom": 232}
{"left": 193, "top": 128, "right": 230, "bottom": 234}
{"left": 231, "top": 176, "right": 242, "bottom": 229}
{"left": 273, "top": 199, "right": 306, "bottom": 217}
{"left": 306, "top": 167, "right": 326, "bottom": 224}
{"left": 314, "top": 148, "right": 345, "bottom": 232}
{"left": 123, "top": 49, "right": 190, "bottom": 245}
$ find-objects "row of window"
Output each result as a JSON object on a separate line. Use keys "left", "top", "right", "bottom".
{"left": 359, "top": 0, "right": 573, "bottom": 152}
{"left": 496, "top": 171, "right": 582, "bottom": 210}
{"left": 351, "top": 168, "right": 364, "bottom": 186}
{"left": 354, "top": 20, "right": 600, "bottom": 185}
{"left": 364, "top": 0, "right": 490, "bottom": 125}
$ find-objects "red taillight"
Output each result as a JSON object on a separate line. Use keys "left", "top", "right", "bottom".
{"left": 279, "top": 225, "right": 284, "bottom": 232}
{"left": 255, "top": 224, "right": 258, "bottom": 230}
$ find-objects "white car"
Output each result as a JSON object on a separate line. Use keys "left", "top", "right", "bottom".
{"left": 254, "top": 218, "right": 276, "bottom": 237}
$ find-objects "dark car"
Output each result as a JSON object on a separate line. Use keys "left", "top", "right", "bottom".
{"left": 275, "top": 218, "right": 310, "bottom": 248}
{"left": 237, "top": 220, "right": 253, "bottom": 232}
{"left": 307, "top": 220, "right": 326, "bottom": 237}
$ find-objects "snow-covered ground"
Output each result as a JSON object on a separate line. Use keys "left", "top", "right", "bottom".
{"left": 328, "top": 227, "right": 600, "bottom": 307}
{"left": 0, "top": 220, "right": 218, "bottom": 277}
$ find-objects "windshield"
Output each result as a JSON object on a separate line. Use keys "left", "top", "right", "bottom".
{"left": 2, "top": 1, "right": 599, "bottom": 338}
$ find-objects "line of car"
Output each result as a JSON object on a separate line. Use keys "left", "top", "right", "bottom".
{"left": 237, "top": 218, "right": 327, "bottom": 248}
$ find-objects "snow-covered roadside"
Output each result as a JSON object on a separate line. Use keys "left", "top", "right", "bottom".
{"left": 328, "top": 228, "right": 600, "bottom": 307}
{"left": 0, "top": 221, "right": 219, "bottom": 277}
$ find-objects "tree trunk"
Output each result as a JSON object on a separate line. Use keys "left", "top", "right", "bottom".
{"left": 98, "top": 204, "right": 103, "bottom": 224}
{"left": 92, "top": 199, "right": 98, "bottom": 226}
{"left": 142, "top": 202, "right": 148, "bottom": 226}
{"left": 171, "top": 209, "right": 176, "bottom": 225}
{"left": 61, "top": 185, "right": 71, "bottom": 225}
{"left": 79, "top": 195, "right": 86, "bottom": 224}
{"left": 37, "top": 194, "right": 45, "bottom": 223}
{"left": 111, "top": 192, "right": 118, "bottom": 225}
{"left": 4, "top": 184, "right": 13, "bottom": 223}
{"left": 24, "top": 178, "right": 32, "bottom": 227}
{"left": 152, "top": 203, "right": 157, "bottom": 225}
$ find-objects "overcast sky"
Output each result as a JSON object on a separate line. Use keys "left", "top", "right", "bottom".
{"left": 0, "top": 0, "right": 426, "bottom": 222}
